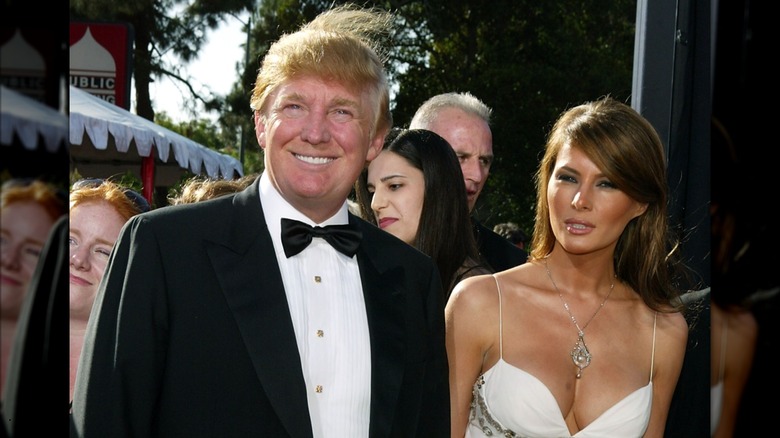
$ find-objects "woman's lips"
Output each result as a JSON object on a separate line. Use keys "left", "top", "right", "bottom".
{"left": 378, "top": 217, "right": 398, "bottom": 229}
{"left": 565, "top": 219, "right": 594, "bottom": 235}
{"left": 0, "top": 274, "right": 21, "bottom": 286}
{"left": 69, "top": 273, "right": 92, "bottom": 286}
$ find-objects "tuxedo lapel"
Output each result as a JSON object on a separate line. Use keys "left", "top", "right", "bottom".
{"left": 206, "top": 182, "right": 313, "bottom": 438}
{"left": 353, "top": 218, "right": 407, "bottom": 438}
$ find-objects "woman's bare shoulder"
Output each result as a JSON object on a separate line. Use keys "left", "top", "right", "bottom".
{"left": 448, "top": 273, "right": 499, "bottom": 311}
{"left": 656, "top": 305, "right": 689, "bottom": 333}
{"left": 451, "top": 263, "right": 541, "bottom": 314}
{"left": 653, "top": 308, "right": 689, "bottom": 363}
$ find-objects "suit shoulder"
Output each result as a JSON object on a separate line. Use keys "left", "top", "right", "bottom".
{"left": 474, "top": 224, "right": 527, "bottom": 269}
{"left": 356, "top": 219, "right": 432, "bottom": 263}
{"left": 143, "top": 194, "right": 236, "bottom": 221}
{"left": 478, "top": 225, "right": 520, "bottom": 249}
{"left": 123, "top": 194, "right": 240, "bottom": 243}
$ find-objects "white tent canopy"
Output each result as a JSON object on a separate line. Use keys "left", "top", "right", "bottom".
{"left": 1, "top": 85, "right": 67, "bottom": 152}
{"left": 69, "top": 85, "right": 243, "bottom": 186}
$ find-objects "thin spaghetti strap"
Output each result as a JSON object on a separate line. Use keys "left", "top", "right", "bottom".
{"left": 493, "top": 274, "right": 503, "bottom": 359}
{"left": 718, "top": 317, "right": 728, "bottom": 382}
{"left": 649, "top": 312, "right": 657, "bottom": 381}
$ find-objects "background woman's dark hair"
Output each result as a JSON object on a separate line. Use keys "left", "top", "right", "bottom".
{"left": 356, "top": 128, "right": 481, "bottom": 295}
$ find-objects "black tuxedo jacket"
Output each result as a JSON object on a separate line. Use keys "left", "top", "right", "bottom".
{"left": 473, "top": 220, "right": 527, "bottom": 272}
{"left": 71, "top": 178, "right": 449, "bottom": 437}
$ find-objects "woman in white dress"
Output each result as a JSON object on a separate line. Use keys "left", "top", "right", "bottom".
{"left": 446, "top": 97, "right": 694, "bottom": 437}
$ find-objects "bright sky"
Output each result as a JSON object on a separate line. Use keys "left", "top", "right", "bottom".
{"left": 141, "top": 13, "right": 249, "bottom": 123}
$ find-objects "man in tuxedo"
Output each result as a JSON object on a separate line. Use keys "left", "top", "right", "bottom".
{"left": 70, "top": 5, "right": 449, "bottom": 437}
{"left": 410, "top": 92, "right": 527, "bottom": 272}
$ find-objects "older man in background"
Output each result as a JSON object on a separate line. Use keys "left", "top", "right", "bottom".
{"left": 410, "top": 92, "right": 527, "bottom": 272}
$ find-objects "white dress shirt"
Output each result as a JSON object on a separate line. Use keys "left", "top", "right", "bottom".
{"left": 259, "top": 172, "right": 371, "bottom": 437}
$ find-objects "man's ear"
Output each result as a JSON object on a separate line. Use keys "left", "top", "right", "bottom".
{"left": 365, "top": 132, "right": 385, "bottom": 162}
{"left": 254, "top": 112, "right": 266, "bottom": 149}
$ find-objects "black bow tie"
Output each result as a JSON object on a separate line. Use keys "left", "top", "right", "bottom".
{"left": 280, "top": 218, "right": 362, "bottom": 258}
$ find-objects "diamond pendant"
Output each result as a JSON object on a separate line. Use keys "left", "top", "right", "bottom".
{"left": 570, "top": 333, "right": 591, "bottom": 378}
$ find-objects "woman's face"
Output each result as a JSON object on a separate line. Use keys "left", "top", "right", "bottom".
{"left": 69, "top": 200, "right": 127, "bottom": 320}
{"left": 366, "top": 150, "right": 425, "bottom": 245}
{"left": 1, "top": 201, "right": 58, "bottom": 318}
{"left": 547, "top": 143, "right": 647, "bottom": 255}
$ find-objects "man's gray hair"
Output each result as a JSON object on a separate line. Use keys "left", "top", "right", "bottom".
{"left": 409, "top": 91, "right": 492, "bottom": 128}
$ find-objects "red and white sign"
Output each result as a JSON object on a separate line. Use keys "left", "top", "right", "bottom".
{"left": 70, "top": 22, "right": 133, "bottom": 109}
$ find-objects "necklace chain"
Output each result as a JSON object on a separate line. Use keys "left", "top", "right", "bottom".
{"left": 544, "top": 259, "right": 614, "bottom": 378}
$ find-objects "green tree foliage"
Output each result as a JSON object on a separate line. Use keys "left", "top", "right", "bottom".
{"left": 388, "top": 0, "right": 636, "bottom": 232}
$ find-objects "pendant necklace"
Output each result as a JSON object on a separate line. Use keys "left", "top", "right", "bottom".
{"left": 544, "top": 259, "right": 614, "bottom": 378}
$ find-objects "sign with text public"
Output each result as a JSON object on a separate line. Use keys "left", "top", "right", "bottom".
{"left": 69, "top": 21, "right": 133, "bottom": 109}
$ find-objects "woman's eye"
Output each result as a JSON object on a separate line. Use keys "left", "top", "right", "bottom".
{"left": 24, "top": 248, "right": 42, "bottom": 257}
{"left": 556, "top": 174, "right": 576, "bottom": 183}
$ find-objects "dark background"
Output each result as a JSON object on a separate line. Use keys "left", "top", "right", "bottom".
{"left": 713, "top": 0, "right": 778, "bottom": 436}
